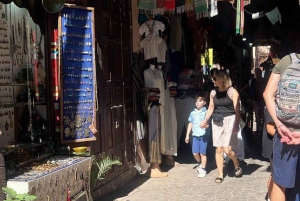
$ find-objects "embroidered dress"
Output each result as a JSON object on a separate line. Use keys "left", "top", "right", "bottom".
{"left": 144, "top": 67, "right": 177, "bottom": 156}
{"left": 139, "top": 20, "right": 165, "bottom": 37}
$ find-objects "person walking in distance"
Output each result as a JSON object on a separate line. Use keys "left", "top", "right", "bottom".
{"left": 185, "top": 93, "right": 210, "bottom": 178}
{"left": 200, "top": 70, "right": 242, "bottom": 183}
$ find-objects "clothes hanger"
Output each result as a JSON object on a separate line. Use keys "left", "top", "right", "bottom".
{"left": 179, "top": 91, "right": 188, "bottom": 99}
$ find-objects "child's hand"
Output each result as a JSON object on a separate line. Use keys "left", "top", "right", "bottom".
{"left": 185, "top": 136, "right": 189, "bottom": 143}
{"left": 200, "top": 121, "right": 207, "bottom": 128}
{"left": 204, "top": 125, "right": 209, "bottom": 129}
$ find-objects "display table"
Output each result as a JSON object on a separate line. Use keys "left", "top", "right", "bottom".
{"left": 7, "top": 156, "right": 91, "bottom": 201}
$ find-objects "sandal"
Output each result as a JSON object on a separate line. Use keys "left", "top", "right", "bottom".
{"left": 235, "top": 166, "right": 242, "bottom": 177}
{"left": 215, "top": 177, "right": 224, "bottom": 183}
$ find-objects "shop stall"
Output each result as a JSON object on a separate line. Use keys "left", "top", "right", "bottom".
{"left": 0, "top": 2, "right": 96, "bottom": 201}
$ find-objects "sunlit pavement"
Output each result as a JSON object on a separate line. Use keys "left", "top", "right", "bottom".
{"left": 101, "top": 140, "right": 270, "bottom": 201}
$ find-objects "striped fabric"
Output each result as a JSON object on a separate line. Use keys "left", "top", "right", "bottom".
{"left": 240, "top": 0, "right": 244, "bottom": 35}
{"left": 235, "top": 0, "right": 241, "bottom": 34}
{"left": 138, "top": 0, "right": 156, "bottom": 10}
{"left": 194, "top": 0, "right": 207, "bottom": 19}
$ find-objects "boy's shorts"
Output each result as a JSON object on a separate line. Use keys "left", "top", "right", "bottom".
{"left": 273, "top": 133, "right": 300, "bottom": 188}
{"left": 192, "top": 135, "right": 209, "bottom": 155}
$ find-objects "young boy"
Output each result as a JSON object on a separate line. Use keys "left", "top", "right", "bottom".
{"left": 185, "top": 93, "right": 210, "bottom": 178}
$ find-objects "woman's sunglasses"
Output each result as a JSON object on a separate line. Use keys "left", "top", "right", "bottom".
{"left": 212, "top": 77, "right": 217, "bottom": 81}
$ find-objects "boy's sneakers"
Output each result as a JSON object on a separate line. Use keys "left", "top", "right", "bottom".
{"left": 197, "top": 168, "right": 206, "bottom": 178}
{"left": 197, "top": 164, "right": 202, "bottom": 173}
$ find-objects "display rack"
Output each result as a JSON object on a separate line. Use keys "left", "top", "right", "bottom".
{"left": 58, "top": 5, "right": 97, "bottom": 143}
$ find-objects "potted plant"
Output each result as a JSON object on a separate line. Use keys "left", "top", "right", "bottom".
{"left": 90, "top": 153, "right": 122, "bottom": 189}
{"left": 2, "top": 187, "right": 37, "bottom": 201}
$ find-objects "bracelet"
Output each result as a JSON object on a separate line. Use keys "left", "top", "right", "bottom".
{"left": 276, "top": 124, "right": 284, "bottom": 130}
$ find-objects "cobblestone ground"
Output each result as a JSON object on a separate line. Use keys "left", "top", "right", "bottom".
{"left": 101, "top": 140, "right": 269, "bottom": 201}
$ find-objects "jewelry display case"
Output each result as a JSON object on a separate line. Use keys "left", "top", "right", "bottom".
{"left": 58, "top": 5, "right": 97, "bottom": 143}
{"left": 0, "top": 143, "right": 92, "bottom": 201}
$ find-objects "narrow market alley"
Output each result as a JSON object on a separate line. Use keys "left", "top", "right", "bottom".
{"left": 101, "top": 140, "right": 270, "bottom": 201}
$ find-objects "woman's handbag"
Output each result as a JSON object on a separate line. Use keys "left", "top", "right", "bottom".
{"left": 212, "top": 113, "right": 223, "bottom": 123}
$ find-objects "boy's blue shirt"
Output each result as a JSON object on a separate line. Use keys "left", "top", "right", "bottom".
{"left": 188, "top": 107, "right": 208, "bottom": 137}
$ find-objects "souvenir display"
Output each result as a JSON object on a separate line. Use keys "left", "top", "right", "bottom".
{"left": 0, "top": 3, "right": 93, "bottom": 201}
{"left": 6, "top": 155, "right": 91, "bottom": 201}
{"left": 59, "top": 6, "right": 96, "bottom": 143}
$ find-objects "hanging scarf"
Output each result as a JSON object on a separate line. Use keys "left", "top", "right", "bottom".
{"left": 185, "top": 0, "right": 194, "bottom": 11}
{"left": 240, "top": 0, "right": 244, "bottom": 35}
{"left": 165, "top": 0, "right": 175, "bottom": 11}
{"left": 194, "top": 0, "right": 208, "bottom": 19}
{"left": 209, "top": 0, "right": 218, "bottom": 17}
{"left": 235, "top": 0, "right": 241, "bottom": 34}
{"left": 155, "top": 0, "right": 165, "bottom": 15}
{"left": 138, "top": 0, "right": 156, "bottom": 12}
{"left": 156, "top": 0, "right": 165, "bottom": 8}
{"left": 176, "top": 0, "right": 185, "bottom": 13}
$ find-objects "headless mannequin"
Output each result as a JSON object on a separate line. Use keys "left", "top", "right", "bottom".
{"left": 144, "top": 64, "right": 168, "bottom": 178}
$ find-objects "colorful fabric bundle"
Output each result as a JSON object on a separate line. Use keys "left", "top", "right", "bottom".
{"left": 156, "top": 0, "right": 165, "bottom": 8}
{"left": 194, "top": 0, "right": 208, "bottom": 19}
{"left": 154, "top": 0, "right": 165, "bottom": 15}
{"left": 208, "top": 0, "right": 218, "bottom": 17}
{"left": 235, "top": 0, "right": 241, "bottom": 34}
{"left": 147, "top": 88, "right": 160, "bottom": 101}
{"left": 169, "top": 86, "right": 177, "bottom": 97}
{"left": 240, "top": 0, "right": 244, "bottom": 35}
{"left": 165, "top": 0, "right": 176, "bottom": 10}
{"left": 138, "top": 0, "right": 157, "bottom": 11}
{"left": 185, "top": 0, "right": 194, "bottom": 11}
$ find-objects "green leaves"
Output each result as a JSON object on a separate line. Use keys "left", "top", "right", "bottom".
{"left": 91, "top": 153, "right": 122, "bottom": 188}
{"left": 2, "top": 187, "right": 17, "bottom": 197}
{"left": 2, "top": 187, "right": 37, "bottom": 201}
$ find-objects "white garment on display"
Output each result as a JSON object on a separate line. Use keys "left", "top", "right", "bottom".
{"left": 139, "top": 20, "right": 165, "bottom": 37}
{"left": 144, "top": 65, "right": 177, "bottom": 155}
{"left": 165, "top": 97, "right": 178, "bottom": 156}
{"left": 140, "top": 36, "right": 163, "bottom": 60}
{"left": 157, "top": 40, "right": 167, "bottom": 63}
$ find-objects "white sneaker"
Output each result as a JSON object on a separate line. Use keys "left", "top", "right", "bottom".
{"left": 197, "top": 164, "right": 202, "bottom": 173}
{"left": 197, "top": 168, "right": 206, "bottom": 178}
